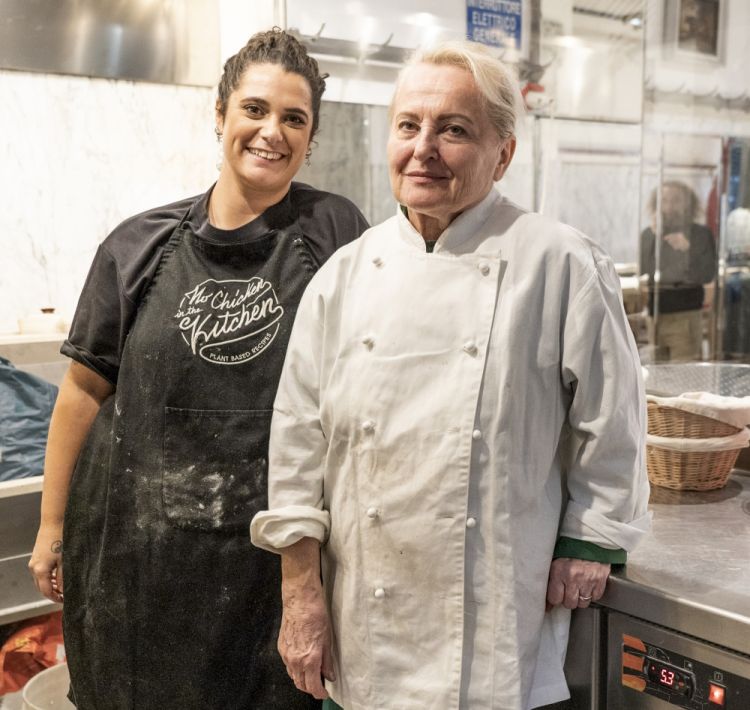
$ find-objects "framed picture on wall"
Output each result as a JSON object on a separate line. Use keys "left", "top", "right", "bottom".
{"left": 663, "top": 0, "right": 725, "bottom": 63}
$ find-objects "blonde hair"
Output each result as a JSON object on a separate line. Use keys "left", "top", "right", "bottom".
{"left": 396, "top": 40, "right": 524, "bottom": 140}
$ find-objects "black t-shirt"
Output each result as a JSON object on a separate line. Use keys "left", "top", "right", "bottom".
{"left": 62, "top": 182, "right": 369, "bottom": 384}
{"left": 639, "top": 222, "right": 717, "bottom": 315}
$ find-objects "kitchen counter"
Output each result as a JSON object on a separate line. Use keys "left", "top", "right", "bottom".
{"left": 599, "top": 470, "right": 750, "bottom": 655}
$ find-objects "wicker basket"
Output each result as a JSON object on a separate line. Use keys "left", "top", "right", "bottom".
{"left": 646, "top": 401, "right": 743, "bottom": 491}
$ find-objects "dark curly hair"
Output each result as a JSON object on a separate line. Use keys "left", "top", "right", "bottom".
{"left": 216, "top": 28, "right": 327, "bottom": 140}
{"left": 647, "top": 181, "right": 701, "bottom": 222}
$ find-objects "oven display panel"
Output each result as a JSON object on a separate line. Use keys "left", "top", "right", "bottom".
{"left": 622, "top": 633, "right": 750, "bottom": 708}
{"left": 646, "top": 658, "right": 694, "bottom": 696}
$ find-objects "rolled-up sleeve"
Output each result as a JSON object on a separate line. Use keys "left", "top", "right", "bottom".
{"left": 559, "top": 256, "right": 651, "bottom": 552}
{"left": 250, "top": 282, "right": 331, "bottom": 553}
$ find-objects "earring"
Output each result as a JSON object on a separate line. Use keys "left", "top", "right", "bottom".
{"left": 215, "top": 131, "right": 223, "bottom": 172}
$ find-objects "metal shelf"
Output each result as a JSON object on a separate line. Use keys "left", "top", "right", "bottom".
{"left": 0, "top": 334, "right": 64, "bottom": 345}
{"left": 0, "top": 477, "right": 50, "bottom": 626}
{"left": 0, "top": 475, "right": 44, "bottom": 500}
{"left": 0, "top": 554, "right": 60, "bottom": 626}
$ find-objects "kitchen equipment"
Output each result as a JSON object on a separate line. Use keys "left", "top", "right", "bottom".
{"left": 609, "top": 612, "right": 750, "bottom": 708}
{"left": 566, "top": 472, "right": 750, "bottom": 709}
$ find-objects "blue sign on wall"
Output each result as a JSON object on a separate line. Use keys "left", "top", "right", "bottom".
{"left": 466, "top": 0, "right": 523, "bottom": 50}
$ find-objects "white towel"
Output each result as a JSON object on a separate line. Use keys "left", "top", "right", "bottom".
{"left": 647, "top": 428, "right": 750, "bottom": 452}
{"left": 647, "top": 392, "right": 750, "bottom": 430}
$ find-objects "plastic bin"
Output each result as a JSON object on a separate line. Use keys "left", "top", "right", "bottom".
{"left": 21, "top": 664, "right": 74, "bottom": 710}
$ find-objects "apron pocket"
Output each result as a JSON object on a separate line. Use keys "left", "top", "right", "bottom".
{"left": 162, "top": 407, "right": 271, "bottom": 533}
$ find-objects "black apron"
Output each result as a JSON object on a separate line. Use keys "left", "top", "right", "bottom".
{"left": 63, "top": 201, "right": 321, "bottom": 710}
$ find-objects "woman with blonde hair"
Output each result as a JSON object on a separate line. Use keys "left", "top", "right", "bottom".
{"left": 252, "top": 40, "right": 649, "bottom": 710}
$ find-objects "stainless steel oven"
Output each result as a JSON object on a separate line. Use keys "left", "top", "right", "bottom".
{"left": 566, "top": 604, "right": 750, "bottom": 709}
{"left": 564, "top": 472, "right": 750, "bottom": 709}
{"left": 606, "top": 612, "right": 750, "bottom": 708}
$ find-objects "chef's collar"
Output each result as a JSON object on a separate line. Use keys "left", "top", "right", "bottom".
{"left": 197, "top": 184, "right": 296, "bottom": 244}
{"left": 397, "top": 188, "right": 501, "bottom": 253}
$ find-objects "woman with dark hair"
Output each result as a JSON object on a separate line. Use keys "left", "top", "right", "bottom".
{"left": 640, "top": 180, "right": 716, "bottom": 361}
{"left": 28, "top": 28, "right": 367, "bottom": 709}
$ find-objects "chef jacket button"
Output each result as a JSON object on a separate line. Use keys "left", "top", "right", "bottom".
{"left": 362, "top": 420, "right": 375, "bottom": 433}
{"left": 463, "top": 341, "right": 478, "bottom": 356}
{"left": 372, "top": 256, "right": 383, "bottom": 267}
{"left": 466, "top": 517, "right": 477, "bottom": 529}
{"left": 479, "top": 262, "right": 490, "bottom": 276}
{"left": 366, "top": 506, "right": 379, "bottom": 519}
{"left": 362, "top": 335, "right": 375, "bottom": 349}
{"left": 472, "top": 429, "right": 482, "bottom": 441}
{"left": 374, "top": 587, "right": 385, "bottom": 599}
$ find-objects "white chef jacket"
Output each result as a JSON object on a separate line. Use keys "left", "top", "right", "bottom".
{"left": 251, "top": 189, "right": 651, "bottom": 710}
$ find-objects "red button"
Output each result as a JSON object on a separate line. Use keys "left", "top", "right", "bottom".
{"left": 709, "top": 683, "right": 725, "bottom": 706}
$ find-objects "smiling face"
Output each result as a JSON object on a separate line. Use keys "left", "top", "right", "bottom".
{"left": 387, "top": 63, "right": 515, "bottom": 238}
{"left": 215, "top": 62, "right": 313, "bottom": 202}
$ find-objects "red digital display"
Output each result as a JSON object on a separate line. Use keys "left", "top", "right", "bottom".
{"left": 660, "top": 668, "right": 676, "bottom": 687}
{"left": 646, "top": 660, "right": 692, "bottom": 697}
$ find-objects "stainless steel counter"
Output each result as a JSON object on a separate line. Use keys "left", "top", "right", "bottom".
{"left": 566, "top": 471, "right": 750, "bottom": 708}
{"left": 600, "top": 469, "right": 750, "bottom": 655}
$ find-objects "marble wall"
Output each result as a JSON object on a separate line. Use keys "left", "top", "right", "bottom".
{"left": 296, "top": 102, "right": 395, "bottom": 227}
{"left": 0, "top": 75, "right": 397, "bottom": 335}
{"left": 0, "top": 69, "right": 217, "bottom": 334}
{"left": 555, "top": 159, "right": 642, "bottom": 264}
{"left": 532, "top": 118, "right": 643, "bottom": 264}
{"left": 1, "top": 69, "right": 644, "bottom": 335}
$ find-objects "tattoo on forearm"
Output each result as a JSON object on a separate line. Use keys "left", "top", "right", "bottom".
{"left": 51, "top": 540, "right": 62, "bottom": 554}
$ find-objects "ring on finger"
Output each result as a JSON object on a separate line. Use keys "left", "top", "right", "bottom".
{"left": 578, "top": 594, "right": 593, "bottom": 601}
